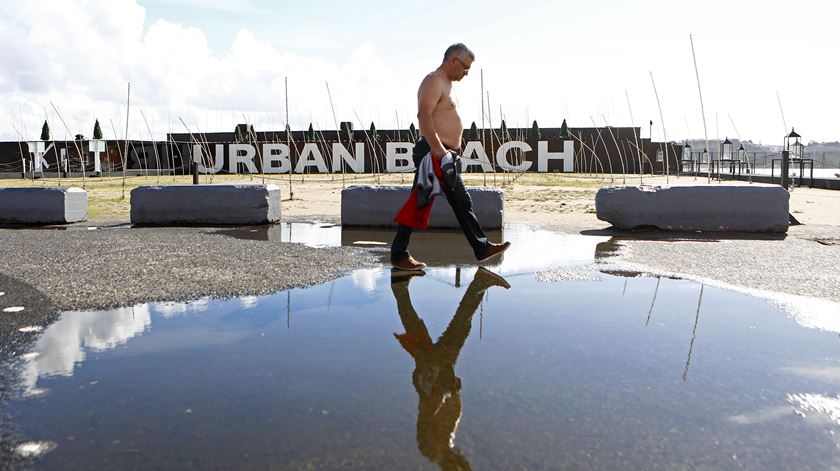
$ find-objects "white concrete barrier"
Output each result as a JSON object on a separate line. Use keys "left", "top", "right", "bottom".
{"left": 341, "top": 185, "right": 504, "bottom": 229}
{"left": 595, "top": 184, "right": 789, "bottom": 232}
{"left": 131, "top": 184, "right": 281, "bottom": 225}
{"left": 0, "top": 187, "right": 87, "bottom": 224}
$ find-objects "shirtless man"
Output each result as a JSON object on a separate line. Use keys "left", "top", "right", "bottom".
{"left": 391, "top": 43, "right": 510, "bottom": 271}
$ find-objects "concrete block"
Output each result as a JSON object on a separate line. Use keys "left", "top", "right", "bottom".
{"left": 0, "top": 187, "right": 87, "bottom": 224}
{"left": 131, "top": 184, "right": 281, "bottom": 225}
{"left": 595, "top": 184, "right": 789, "bottom": 232}
{"left": 341, "top": 185, "right": 504, "bottom": 229}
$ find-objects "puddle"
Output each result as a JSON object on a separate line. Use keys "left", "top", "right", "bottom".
{"left": 5, "top": 224, "right": 840, "bottom": 469}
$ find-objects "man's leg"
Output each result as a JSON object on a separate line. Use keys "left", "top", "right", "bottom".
{"left": 390, "top": 139, "right": 430, "bottom": 270}
{"left": 440, "top": 174, "right": 491, "bottom": 258}
{"left": 391, "top": 224, "right": 413, "bottom": 263}
{"left": 441, "top": 172, "right": 510, "bottom": 261}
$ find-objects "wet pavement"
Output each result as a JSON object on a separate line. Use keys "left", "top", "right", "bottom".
{"left": 2, "top": 224, "right": 840, "bottom": 469}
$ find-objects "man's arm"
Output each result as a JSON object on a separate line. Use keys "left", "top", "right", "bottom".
{"left": 417, "top": 75, "right": 447, "bottom": 159}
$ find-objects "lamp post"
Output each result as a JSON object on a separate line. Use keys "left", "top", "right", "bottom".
{"left": 792, "top": 140, "right": 805, "bottom": 160}
{"left": 782, "top": 128, "right": 801, "bottom": 188}
{"left": 737, "top": 143, "right": 747, "bottom": 174}
{"left": 722, "top": 137, "right": 733, "bottom": 173}
{"left": 682, "top": 142, "right": 692, "bottom": 172}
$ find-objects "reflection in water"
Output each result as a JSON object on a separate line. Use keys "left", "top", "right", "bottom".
{"left": 20, "top": 299, "right": 213, "bottom": 397}
{"left": 391, "top": 267, "right": 511, "bottom": 471}
{"left": 215, "top": 223, "right": 341, "bottom": 247}
{"left": 595, "top": 237, "right": 840, "bottom": 338}
{"left": 683, "top": 284, "right": 705, "bottom": 381}
{"left": 21, "top": 305, "right": 152, "bottom": 396}
{"left": 789, "top": 393, "right": 840, "bottom": 425}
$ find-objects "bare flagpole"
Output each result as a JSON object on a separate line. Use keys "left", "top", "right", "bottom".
{"left": 325, "top": 81, "right": 344, "bottom": 187}
{"left": 649, "top": 71, "right": 670, "bottom": 183}
{"left": 123, "top": 82, "right": 131, "bottom": 197}
{"left": 689, "top": 35, "right": 712, "bottom": 184}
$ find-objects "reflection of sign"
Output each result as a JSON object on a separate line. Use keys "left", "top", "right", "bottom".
{"left": 191, "top": 140, "right": 575, "bottom": 174}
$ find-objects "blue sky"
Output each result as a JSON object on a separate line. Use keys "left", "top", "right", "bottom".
{"left": 2, "top": 0, "right": 837, "bottom": 144}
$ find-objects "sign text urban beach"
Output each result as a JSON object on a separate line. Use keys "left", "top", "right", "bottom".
{"left": 191, "top": 140, "right": 575, "bottom": 174}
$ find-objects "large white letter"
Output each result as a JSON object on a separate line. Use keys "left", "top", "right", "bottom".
{"left": 192, "top": 144, "right": 224, "bottom": 174}
{"left": 228, "top": 144, "right": 258, "bottom": 174}
{"left": 538, "top": 140, "right": 574, "bottom": 172}
{"left": 295, "top": 143, "right": 329, "bottom": 173}
{"left": 331, "top": 142, "right": 366, "bottom": 173}
{"left": 27, "top": 141, "right": 47, "bottom": 172}
{"left": 89, "top": 140, "right": 105, "bottom": 173}
{"left": 262, "top": 144, "right": 290, "bottom": 173}
{"left": 461, "top": 141, "right": 494, "bottom": 172}
{"left": 495, "top": 141, "right": 532, "bottom": 172}
{"left": 386, "top": 142, "right": 414, "bottom": 173}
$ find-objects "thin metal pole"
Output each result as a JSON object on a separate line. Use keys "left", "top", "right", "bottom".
{"left": 689, "top": 35, "right": 712, "bottom": 184}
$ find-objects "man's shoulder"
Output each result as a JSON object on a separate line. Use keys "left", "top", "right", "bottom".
{"left": 420, "top": 71, "right": 447, "bottom": 89}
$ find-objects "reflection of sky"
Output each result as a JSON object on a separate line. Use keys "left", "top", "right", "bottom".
{"left": 495, "top": 223, "right": 609, "bottom": 275}
{"left": 269, "top": 222, "right": 342, "bottom": 247}
{"left": 21, "top": 305, "right": 152, "bottom": 395}
{"left": 789, "top": 393, "right": 840, "bottom": 425}
{"left": 350, "top": 268, "right": 387, "bottom": 294}
{"left": 154, "top": 299, "right": 210, "bottom": 317}
{"left": 9, "top": 227, "right": 840, "bottom": 468}
{"left": 21, "top": 299, "right": 214, "bottom": 396}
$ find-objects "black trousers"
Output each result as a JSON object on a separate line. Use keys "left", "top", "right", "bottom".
{"left": 391, "top": 138, "right": 489, "bottom": 262}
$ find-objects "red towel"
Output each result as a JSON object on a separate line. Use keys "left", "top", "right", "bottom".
{"left": 393, "top": 157, "right": 444, "bottom": 229}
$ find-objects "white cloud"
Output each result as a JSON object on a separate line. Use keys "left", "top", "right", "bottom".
{"left": 3, "top": 0, "right": 838, "bottom": 144}
{"left": 20, "top": 304, "right": 152, "bottom": 395}
{"left": 0, "top": 0, "right": 408, "bottom": 141}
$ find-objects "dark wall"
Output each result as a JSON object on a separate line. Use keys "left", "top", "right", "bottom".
{"left": 1, "top": 126, "right": 672, "bottom": 175}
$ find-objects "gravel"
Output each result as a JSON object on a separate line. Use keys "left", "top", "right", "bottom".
{"left": 586, "top": 223, "right": 840, "bottom": 304}
{"left": 0, "top": 226, "right": 378, "bottom": 315}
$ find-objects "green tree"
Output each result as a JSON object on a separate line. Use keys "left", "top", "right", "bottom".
{"left": 369, "top": 122, "right": 377, "bottom": 141}
{"left": 409, "top": 123, "right": 417, "bottom": 141}
{"left": 529, "top": 120, "right": 541, "bottom": 140}
{"left": 559, "top": 119, "right": 569, "bottom": 140}
{"left": 307, "top": 123, "right": 316, "bottom": 141}
{"left": 93, "top": 119, "right": 103, "bottom": 140}
{"left": 40, "top": 120, "right": 50, "bottom": 141}
{"left": 499, "top": 120, "right": 509, "bottom": 141}
{"left": 468, "top": 121, "right": 479, "bottom": 141}
{"left": 235, "top": 126, "right": 244, "bottom": 143}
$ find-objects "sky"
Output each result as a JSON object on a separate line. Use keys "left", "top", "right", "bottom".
{"left": 1, "top": 0, "right": 838, "bottom": 145}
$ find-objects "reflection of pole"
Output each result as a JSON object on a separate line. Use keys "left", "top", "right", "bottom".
{"left": 622, "top": 278, "right": 628, "bottom": 297}
{"left": 645, "top": 277, "right": 661, "bottom": 326}
{"left": 479, "top": 296, "right": 484, "bottom": 340}
{"left": 683, "top": 284, "right": 704, "bottom": 381}
{"left": 287, "top": 290, "right": 291, "bottom": 330}
{"left": 327, "top": 281, "right": 335, "bottom": 311}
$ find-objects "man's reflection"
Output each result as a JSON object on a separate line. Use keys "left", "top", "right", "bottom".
{"left": 391, "top": 267, "right": 510, "bottom": 471}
